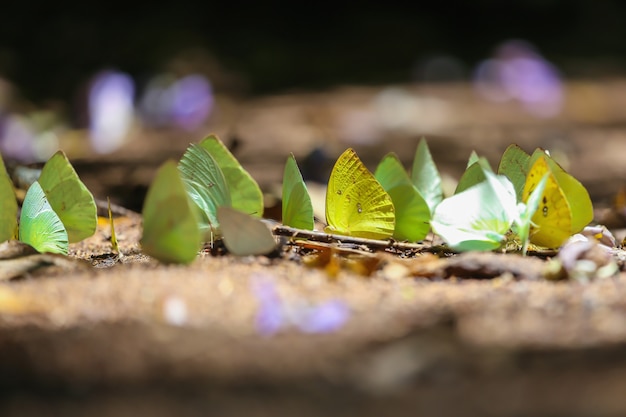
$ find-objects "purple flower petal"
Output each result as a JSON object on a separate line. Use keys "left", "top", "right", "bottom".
{"left": 297, "top": 300, "right": 350, "bottom": 334}
{"left": 251, "top": 274, "right": 284, "bottom": 336}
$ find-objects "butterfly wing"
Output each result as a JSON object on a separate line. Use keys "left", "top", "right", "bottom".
{"left": 178, "top": 143, "right": 231, "bottom": 236}
{"left": 325, "top": 149, "right": 394, "bottom": 239}
{"left": 19, "top": 181, "right": 68, "bottom": 254}
{"left": 538, "top": 152, "right": 593, "bottom": 233}
{"left": 523, "top": 156, "right": 572, "bottom": 248}
{"left": 431, "top": 172, "right": 516, "bottom": 252}
{"left": 0, "top": 153, "right": 17, "bottom": 241}
{"left": 497, "top": 144, "right": 531, "bottom": 201}
{"left": 38, "top": 151, "right": 97, "bottom": 243}
{"left": 374, "top": 153, "right": 429, "bottom": 242}
{"left": 217, "top": 206, "right": 276, "bottom": 256}
{"left": 386, "top": 184, "right": 430, "bottom": 242}
{"left": 142, "top": 161, "right": 201, "bottom": 264}
{"left": 282, "top": 154, "right": 314, "bottom": 230}
{"left": 199, "top": 135, "right": 264, "bottom": 217}
{"left": 411, "top": 138, "right": 443, "bottom": 213}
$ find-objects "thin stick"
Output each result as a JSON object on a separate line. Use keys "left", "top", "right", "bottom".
{"left": 271, "top": 224, "right": 445, "bottom": 253}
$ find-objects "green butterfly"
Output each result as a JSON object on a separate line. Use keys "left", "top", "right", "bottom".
{"left": 374, "top": 153, "right": 430, "bottom": 242}
{"left": 411, "top": 138, "right": 443, "bottom": 213}
{"left": 497, "top": 144, "right": 530, "bottom": 201}
{"left": 178, "top": 135, "right": 265, "bottom": 239}
{"left": 142, "top": 161, "right": 202, "bottom": 264}
{"left": 38, "top": 151, "right": 97, "bottom": 243}
{"left": 454, "top": 152, "right": 492, "bottom": 195}
{"left": 198, "top": 135, "right": 264, "bottom": 217}
{"left": 282, "top": 154, "right": 314, "bottom": 230}
{"left": 217, "top": 206, "right": 277, "bottom": 256}
{"left": 178, "top": 143, "right": 231, "bottom": 238}
{"left": 431, "top": 171, "right": 518, "bottom": 251}
{"left": 4, "top": 151, "right": 96, "bottom": 255}
{"left": 19, "top": 181, "right": 69, "bottom": 254}
{"left": 431, "top": 164, "right": 548, "bottom": 253}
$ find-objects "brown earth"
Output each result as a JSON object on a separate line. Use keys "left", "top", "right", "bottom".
{"left": 3, "top": 81, "right": 626, "bottom": 416}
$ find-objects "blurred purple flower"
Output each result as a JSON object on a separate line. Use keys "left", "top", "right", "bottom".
{"left": 474, "top": 40, "right": 563, "bottom": 117}
{"left": 296, "top": 299, "right": 350, "bottom": 334}
{"left": 251, "top": 274, "right": 284, "bottom": 336}
{"left": 139, "top": 73, "right": 213, "bottom": 131}
{"left": 171, "top": 75, "right": 214, "bottom": 131}
{"left": 250, "top": 274, "right": 350, "bottom": 336}
{"left": 0, "top": 114, "right": 37, "bottom": 162}
{"left": 88, "top": 70, "right": 135, "bottom": 154}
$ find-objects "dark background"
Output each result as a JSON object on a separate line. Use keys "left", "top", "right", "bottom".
{"left": 1, "top": 0, "right": 626, "bottom": 104}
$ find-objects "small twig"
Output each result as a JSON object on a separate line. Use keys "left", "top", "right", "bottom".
{"left": 271, "top": 224, "right": 445, "bottom": 253}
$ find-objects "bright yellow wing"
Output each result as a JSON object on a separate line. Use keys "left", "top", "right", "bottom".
{"left": 522, "top": 155, "right": 572, "bottom": 248}
{"left": 325, "top": 149, "right": 395, "bottom": 239}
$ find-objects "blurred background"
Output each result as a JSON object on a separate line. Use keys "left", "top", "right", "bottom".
{"left": 2, "top": 0, "right": 626, "bottom": 210}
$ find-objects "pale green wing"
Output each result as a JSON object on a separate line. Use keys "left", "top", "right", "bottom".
{"left": 497, "top": 144, "right": 530, "bottom": 201}
{"left": 217, "top": 206, "right": 276, "bottom": 256}
{"left": 514, "top": 174, "right": 548, "bottom": 255}
{"left": 375, "top": 153, "right": 430, "bottom": 242}
{"left": 38, "top": 150, "right": 97, "bottom": 243}
{"left": 411, "top": 138, "right": 443, "bottom": 212}
{"left": 199, "top": 135, "right": 264, "bottom": 217}
{"left": 178, "top": 143, "right": 231, "bottom": 237}
{"left": 431, "top": 172, "right": 517, "bottom": 252}
{"left": 282, "top": 154, "right": 314, "bottom": 230}
{"left": 386, "top": 184, "right": 430, "bottom": 242}
{"left": 19, "top": 181, "right": 68, "bottom": 254}
{"left": 0, "top": 153, "right": 17, "bottom": 242}
{"left": 142, "top": 161, "right": 201, "bottom": 264}
{"left": 455, "top": 157, "right": 493, "bottom": 194}
{"left": 466, "top": 151, "right": 480, "bottom": 168}
{"left": 375, "top": 152, "right": 412, "bottom": 190}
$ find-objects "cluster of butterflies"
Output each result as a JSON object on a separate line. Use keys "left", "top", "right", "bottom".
{"left": 141, "top": 135, "right": 593, "bottom": 263}
{"left": 0, "top": 134, "right": 594, "bottom": 264}
{"left": 0, "top": 151, "right": 97, "bottom": 254}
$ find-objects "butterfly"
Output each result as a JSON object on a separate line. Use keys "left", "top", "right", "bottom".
{"left": 178, "top": 136, "right": 264, "bottom": 239}
{"left": 522, "top": 151, "right": 593, "bottom": 248}
{"left": 197, "top": 135, "right": 264, "bottom": 217}
{"left": 324, "top": 148, "right": 395, "bottom": 239}
{"left": 142, "top": 160, "right": 202, "bottom": 264}
{"left": 282, "top": 154, "right": 314, "bottom": 230}
{"left": 19, "top": 181, "right": 68, "bottom": 254}
{"left": 217, "top": 206, "right": 277, "bottom": 256}
{"left": 38, "top": 151, "right": 98, "bottom": 243}
{"left": 431, "top": 170, "right": 519, "bottom": 251}
{"left": 374, "top": 152, "right": 430, "bottom": 242}
{"left": 8, "top": 150, "right": 96, "bottom": 255}
{"left": 178, "top": 143, "right": 231, "bottom": 238}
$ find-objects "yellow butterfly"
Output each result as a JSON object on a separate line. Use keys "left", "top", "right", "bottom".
{"left": 325, "top": 148, "right": 395, "bottom": 239}
{"left": 522, "top": 151, "right": 593, "bottom": 248}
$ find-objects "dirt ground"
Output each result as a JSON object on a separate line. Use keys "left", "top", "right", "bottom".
{"left": 3, "top": 81, "right": 626, "bottom": 416}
